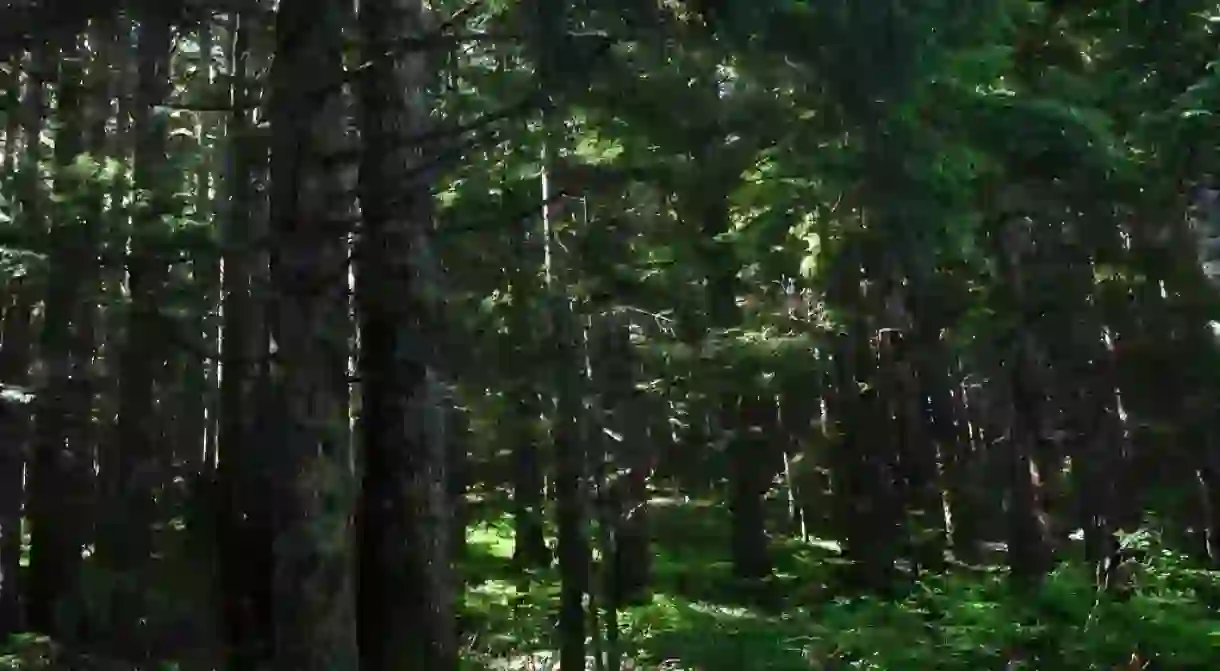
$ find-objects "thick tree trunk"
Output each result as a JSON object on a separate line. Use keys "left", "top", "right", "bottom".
{"left": 828, "top": 334, "right": 901, "bottom": 593}
{"left": 267, "top": 0, "right": 360, "bottom": 667}
{"left": 882, "top": 327, "right": 947, "bottom": 575}
{"left": 994, "top": 221, "right": 1053, "bottom": 584}
{"left": 355, "top": 0, "right": 456, "bottom": 668}
{"left": 511, "top": 386, "right": 550, "bottom": 568}
{"left": 186, "top": 16, "right": 220, "bottom": 475}
{"left": 730, "top": 395, "right": 774, "bottom": 582}
{"left": 824, "top": 240, "right": 903, "bottom": 594}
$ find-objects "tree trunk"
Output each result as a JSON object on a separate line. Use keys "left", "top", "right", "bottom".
{"left": 598, "top": 318, "right": 652, "bottom": 606}
{"left": 0, "top": 43, "right": 38, "bottom": 640}
{"left": 507, "top": 174, "right": 549, "bottom": 569}
{"left": 215, "top": 10, "right": 275, "bottom": 668}
{"left": 355, "top": 0, "right": 456, "bottom": 668}
{"left": 0, "top": 286, "right": 33, "bottom": 636}
{"left": 27, "top": 26, "right": 93, "bottom": 641}
{"left": 552, "top": 298, "right": 589, "bottom": 671}
{"left": 693, "top": 166, "right": 771, "bottom": 582}
{"left": 994, "top": 221, "right": 1054, "bottom": 584}
{"left": 267, "top": 0, "right": 360, "bottom": 667}
{"left": 882, "top": 327, "right": 947, "bottom": 575}
{"left": 106, "top": 8, "right": 173, "bottom": 653}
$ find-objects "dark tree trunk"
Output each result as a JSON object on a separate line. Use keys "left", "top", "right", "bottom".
{"left": 267, "top": 0, "right": 360, "bottom": 666}
{"left": 214, "top": 11, "right": 275, "bottom": 669}
{"left": 0, "top": 287, "right": 33, "bottom": 636}
{"left": 106, "top": 9, "right": 173, "bottom": 653}
{"left": 512, "top": 389, "right": 550, "bottom": 568}
{"left": 824, "top": 238, "right": 904, "bottom": 594}
{"left": 27, "top": 27, "right": 93, "bottom": 640}
{"left": 929, "top": 368, "right": 984, "bottom": 564}
{"left": 828, "top": 334, "right": 901, "bottom": 593}
{"left": 590, "top": 315, "right": 653, "bottom": 606}
{"left": 730, "top": 396, "right": 774, "bottom": 582}
{"left": 0, "top": 45, "right": 35, "bottom": 639}
{"left": 355, "top": 0, "right": 456, "bottom": 668}
{"left": 883, "top": 328, "right": 947, "bottom": 575}
{"left": 994, "top": 221, "right": 1054, "bottom": 584}
{"left": 552, "top": 300, "right": 589, "bottom": 671}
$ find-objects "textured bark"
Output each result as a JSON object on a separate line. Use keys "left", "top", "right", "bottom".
{"left": 188, "top": 15, "right": 220, "bottom": 474}
{"left": 267, "top": 0, "right": 360, "bottom": 667}
{"left": 355, "top": 0, "right": 456, "bottom": 668}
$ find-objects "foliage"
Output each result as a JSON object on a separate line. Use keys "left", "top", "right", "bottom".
{"left": 450, "top": 511, "right": 1220, "bottom": 671}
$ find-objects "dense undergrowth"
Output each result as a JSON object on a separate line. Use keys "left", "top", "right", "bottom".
{"left": 2, "top": 500, "right": 1219, "bottom": 670}
{"left": 458, "top": 501, "right": 1220, "bottom": 671}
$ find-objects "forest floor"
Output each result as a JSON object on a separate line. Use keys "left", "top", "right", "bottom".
{"left": 460, "top": 498, "right": 1220, "bottom": 671}
{"left": 3, "top": 499, "right": 1219, "bottom": 669}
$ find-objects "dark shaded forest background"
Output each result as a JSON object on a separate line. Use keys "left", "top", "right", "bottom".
{"left": 1, "top": 0, "right": 1220, "bottom": 669}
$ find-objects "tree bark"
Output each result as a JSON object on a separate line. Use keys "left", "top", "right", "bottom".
{"left": 267, "top": 0, "right": 360, "bottom": 667}
{"left": 355, "top": 0, "right": 456, "bottom": 668}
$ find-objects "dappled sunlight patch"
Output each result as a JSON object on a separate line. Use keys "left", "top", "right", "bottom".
{"left": 467, "top": 519, "right": 518, "bottom": 560}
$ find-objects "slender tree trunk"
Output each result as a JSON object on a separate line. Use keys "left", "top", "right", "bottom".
{"left": 106, "top": 9, "right": 173, "bottom": 654}
{"left": 926, "top": 358, "right": 983, "bottom": 564}
{"left": 214, "top": 11, "right": 275, "bottom": 668}
{"left": 188, "top": 15, "right": 220, "bottom": 475}
{"left": 0, "top": 286, "right": 32, "bottom": 636}
{"left": 507, "top": 133, "right": 549, "bottom": 569}
{"left": 27, "top": 26, "right": 93, "bottom": 640}
{"left": 552, "top": 296, "right": 589, "bottom": 671}
{"left": 0, "top": 46, "right": 35, "bottom": 639}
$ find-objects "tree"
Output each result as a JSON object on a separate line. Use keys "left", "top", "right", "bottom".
{"left": 355, "top": 0, "right": 456, "bottom": 668}
{"left": 266, "top": 0, "right": 359, "bottom": 666}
